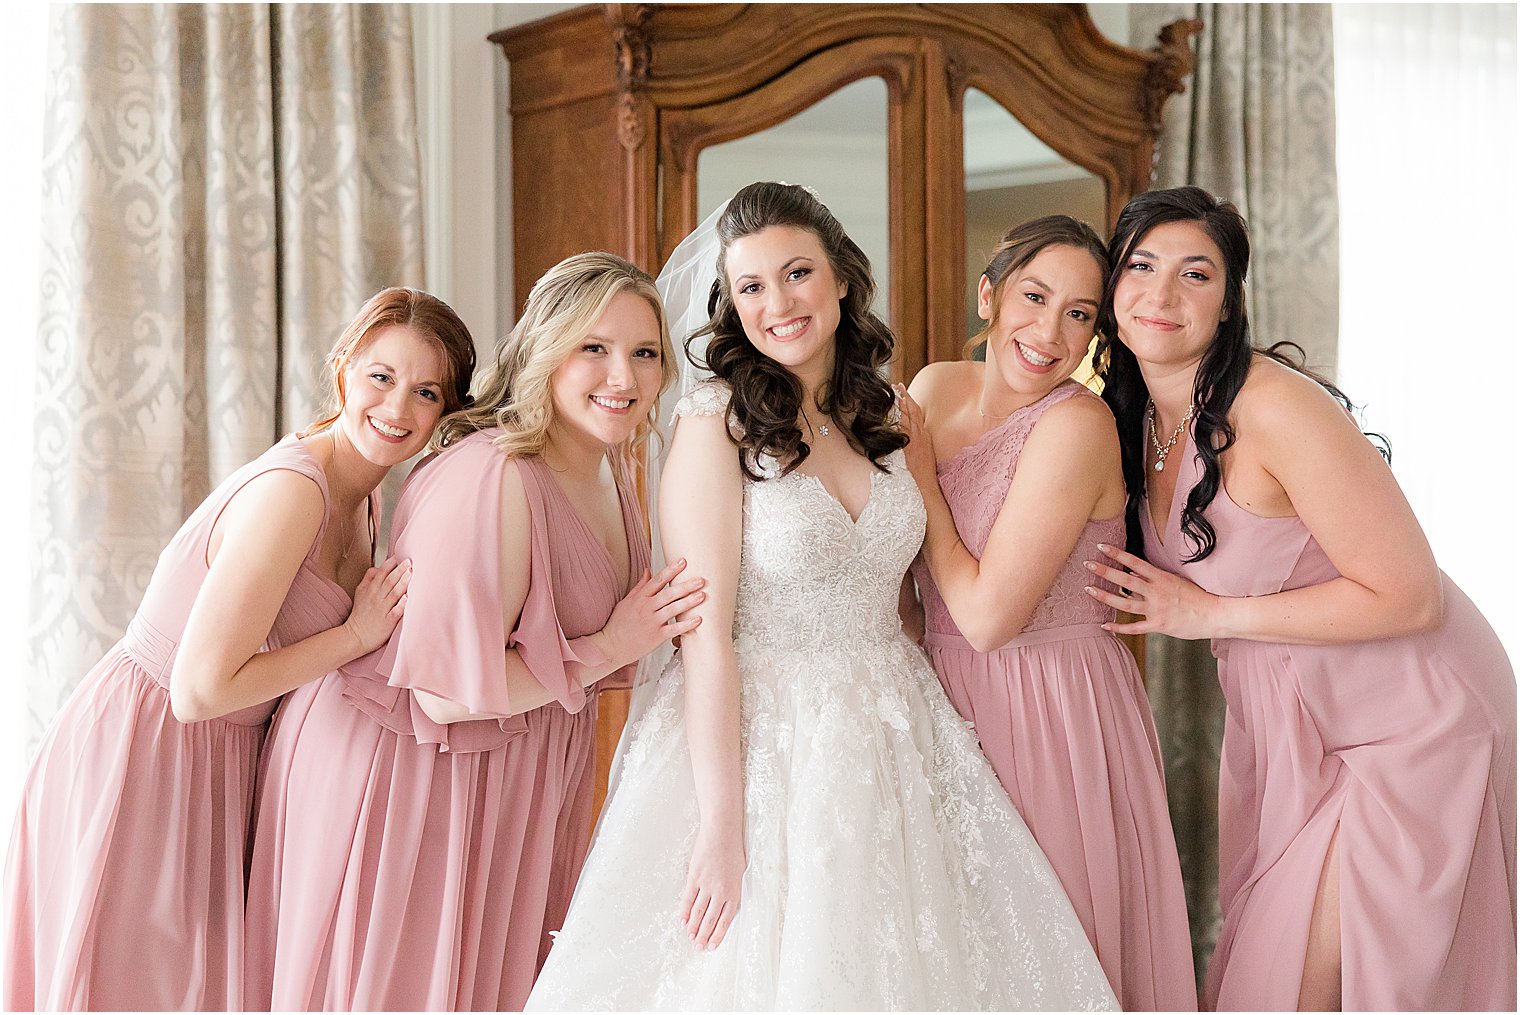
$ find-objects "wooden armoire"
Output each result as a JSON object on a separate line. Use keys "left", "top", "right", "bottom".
{"left": 489, "top": 3, "right": 1200, "bottom": 815}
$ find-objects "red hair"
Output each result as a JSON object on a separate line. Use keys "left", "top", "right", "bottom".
{"left": 302, "top": 287, "right": 477, "bottom": 436}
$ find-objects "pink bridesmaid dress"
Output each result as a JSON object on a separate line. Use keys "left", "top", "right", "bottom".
{"left": 1144, "top": 427, "right": 1516, "bottom": 1011}
{"left": 3, "top": 435, "right": 352, "bottom": 1010}
{"left": 244, "top": 430, "right": 647, "bottom": 1011}
{"left": 911, "top": 381, "right": 1198, "bottom": 1011}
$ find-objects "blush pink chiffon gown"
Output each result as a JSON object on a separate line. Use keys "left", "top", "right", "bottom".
{"left": 3, "top": 435, "right": 352, "bottom": 1011}
{"left": 244, "top": 431, "right": 646, "bottom": 1011}
{"left": 910, "top": 381, "right": 1198, "bottom": 1010}
{"left": 1144, "top": 427, "right": 1516, "bottom": 1011}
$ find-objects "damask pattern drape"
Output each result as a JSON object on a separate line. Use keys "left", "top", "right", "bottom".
{"left": 29, "top": 4, "right": 424, "bottom": 744}
{"left": 1127, "top": 3, "right": 1340, "bottom": 988}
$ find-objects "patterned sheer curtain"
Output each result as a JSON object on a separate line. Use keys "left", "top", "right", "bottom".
{"left": 1126, "top": 3, "right": 1340, "bottom": 986}
{"left": 29, "top": 4, "right": 424, "bottom": 744}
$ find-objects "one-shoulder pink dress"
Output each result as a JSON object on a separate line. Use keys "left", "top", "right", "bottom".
{"left": 244, "top": 430, "right": 647, "bottom": 1011}
{"left": 910, "top": 381, "right": 1197, "bottom": 1010}
{"left": 3, "top": 435, "right": 351, "bottom": 1011}
{"left": 1144, "top": 427, "right": 1516, "bottom": 1011}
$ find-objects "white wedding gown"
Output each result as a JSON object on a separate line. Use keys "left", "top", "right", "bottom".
{"left": 526, "top": 383, "right": 1117, "bottom": 1011}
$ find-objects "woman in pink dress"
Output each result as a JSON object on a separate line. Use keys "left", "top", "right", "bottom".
{"left": 1086, "top": 186, "right": 1516, "bottom": 1011}
{"left": 897, "top": 216, "right": 1196, "bottom": 1010}
{"left": 245, "top": 252, "right": 706, "bottom": 1011}
{"left": 3, "top": 287, "right": 477, "bottom": 1010}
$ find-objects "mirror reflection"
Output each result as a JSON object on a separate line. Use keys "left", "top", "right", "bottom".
{"left": 964, "top": 88, "right": 1105, "bottom": 381}
{"left": 698, "top": 77, "right": 891, "bottom": 318}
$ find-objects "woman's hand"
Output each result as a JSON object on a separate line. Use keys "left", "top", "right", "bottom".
{"left": 342, "top": 556, "right": 412, "bottom": 656}
{"left": 893, "top": 383, "right": 938, "bottom": 491}
{"left": 680, "top": 819, "right": 746, "bottom": 950}
{"left": 1084, "top": 543, "right": 1226, "bottom": 640}
{"left": 598, "top": 559, "right": 707, "bottom": 668}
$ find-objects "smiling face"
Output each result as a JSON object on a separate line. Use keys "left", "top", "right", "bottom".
{"left": 1112, "top": 219, "right": 1230, "bottom": 371}
{"left": 337, "top": 324, "right": 447, "bottom": 465}
{"left": 981, "top": 243, "right": 1103, "bottom": 401}
{"left": 548, "top": 290, "right": 664, "bottom": 449}
{"left": 724, "top": 225, "right": 848, "bottom": 386}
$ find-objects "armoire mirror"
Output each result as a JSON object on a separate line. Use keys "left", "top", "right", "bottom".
{"left": 698, "top": 77, "right": 892, "bottom": 318}
{"left": 491, "top": 2, "right": 1202, "bottom": 814}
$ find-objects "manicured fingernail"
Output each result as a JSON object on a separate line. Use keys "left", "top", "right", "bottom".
{"left": 1083, "top": 561, "right": 1096, "bottom": 571}
{"left": 1097, "top": 543, "right": 1111, "bottom": 552}
{"left": 1084, "top": 586, "right": 1096, "bottom": 594}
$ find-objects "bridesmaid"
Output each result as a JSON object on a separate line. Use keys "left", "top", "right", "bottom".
{"left": 2, "top": 287, "right": 477, "bottom": 1010}
{"left": 898, "top": 216, "right": 1197, "bottom": 1010}
{"left": 245, "top": 252, "right": 706, "bottom": 1011}
{"left": 1087, "top": 185, "right": 1516, "bottom": 1011}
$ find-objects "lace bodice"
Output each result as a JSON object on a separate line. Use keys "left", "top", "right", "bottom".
{"left": 675, "top": 382, "right": 926, "bottom": 648}
{"left": 912, "top": 381, "right": 1124, "bottom": 640}
{"left": 528, "top": 380, "right": 1118, "bottom": 1011}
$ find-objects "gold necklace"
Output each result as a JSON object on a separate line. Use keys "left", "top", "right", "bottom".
{"left": 1147, "top": 400, "right": 1195, "bottom": 472}
{"left": 324, "top": 429, "right": 361, "bottom": 562}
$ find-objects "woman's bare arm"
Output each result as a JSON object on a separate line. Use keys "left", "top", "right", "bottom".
{"left": 171, "top": 470, "right": 409, "bottom": 721}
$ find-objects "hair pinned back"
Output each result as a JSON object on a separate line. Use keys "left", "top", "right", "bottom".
{"left": 302, "top": 287, "right": 477, "bottom": 438}
{"left": 968, "top": 215, "right": 1107, "bottom": 358}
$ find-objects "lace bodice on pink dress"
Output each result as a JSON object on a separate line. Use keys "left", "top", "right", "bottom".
{"left": 914, "top": 381, "right": 1124, "bottom": 642}
{"left": 908, "top": 379, "right": 1197, "bottom": 1010}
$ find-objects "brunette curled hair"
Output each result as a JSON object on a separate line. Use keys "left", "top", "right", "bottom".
{"left": 1093, "top": 186, "right": 1384, "bottom": 562}
{"left": 695, "top": 181, "right": 907, "bottom": 480}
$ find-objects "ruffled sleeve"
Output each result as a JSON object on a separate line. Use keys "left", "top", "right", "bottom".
{"left": 339, "top": 432, "right": 606, "bottom": 753}
{"left": 506, "top": 458, "right": 612, "bottom": 710}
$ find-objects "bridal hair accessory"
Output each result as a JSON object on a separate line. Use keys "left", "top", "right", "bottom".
{"left": 778, "top": 179, "right": 823, "bottom": 203}
{"left": 1147, "top": 400, "right": 1194, "bottom": 472}
{"left": 655, "top": 199, "right": 730, "bottom": 409}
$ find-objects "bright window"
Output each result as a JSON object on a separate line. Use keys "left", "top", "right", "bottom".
{"left": 1334, "top": 3, "right": 1518, "bottom": 663}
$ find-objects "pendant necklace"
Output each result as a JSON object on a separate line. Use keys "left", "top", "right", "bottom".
{"left": 1147, "top": 400, "right": 1195, "bottom": 472}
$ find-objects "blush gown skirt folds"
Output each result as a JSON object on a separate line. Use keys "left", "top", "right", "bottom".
{"left": 1142, "top": 427, "right": 1517, "bottom": 1012}
{"left": 910, "top": 381, "right": 1197, "bottom": 1011}
{"left": 526, "top": 382, "right": 1117, "bottom": 1012}
{"left": 244, "top": 432, "right": 648, "bottom": 1012}
{"left": 2, "top": 436, "right": 353, "bottom": 1011}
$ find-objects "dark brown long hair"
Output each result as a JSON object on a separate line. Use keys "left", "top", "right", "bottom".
{"left": 694, "top": 181, "right": 906, "bottom": 480}
{"left": 1093, "top": 186, "right": 1385, "bottom": 561}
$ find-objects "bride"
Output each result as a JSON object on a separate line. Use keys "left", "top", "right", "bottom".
{"left": 526, "top": 182, "right": 1117, "bottom": 1010}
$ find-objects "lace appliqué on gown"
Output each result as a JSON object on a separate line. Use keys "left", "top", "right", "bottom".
{"left": 527, "top": 380, "right": 1116, "bottom": 1011}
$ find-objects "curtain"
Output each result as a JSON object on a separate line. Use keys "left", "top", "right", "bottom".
{"left": 29, "top": 4, "right": 424, "bottom": 744}
{"left": 1128, "top": 3, "right": 1340, "bottom": 986}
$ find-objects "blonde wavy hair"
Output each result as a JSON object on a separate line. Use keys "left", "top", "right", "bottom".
{"left": 432, "top": 252, "right": 674, "bottom": 469}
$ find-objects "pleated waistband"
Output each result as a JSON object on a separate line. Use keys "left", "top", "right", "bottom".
{"left": 121, "top": 613, "right": 178, "bottom": 688}
{"left": 922, "top": 623, "right": 1113, "bottom": 654}
{"left": 120, "top": 613, "right": 270, "bottom": 727}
